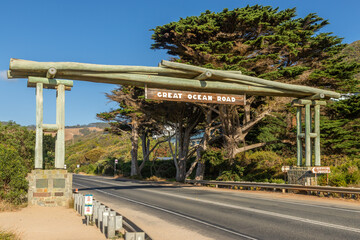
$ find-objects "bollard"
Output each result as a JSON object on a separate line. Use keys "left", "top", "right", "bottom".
{"left": 93, "top": 201, "right": 99, "bottom": 225}
{"left": 81, "top": 195, "right": 85, "bottom": 216}
{"left": 107, "top": 215, "right": 116, "bottom": 238}
{"left": 73, "top": 194, "right": 77, "bottom": 210}
{"left": 125, "top": 232, "right": 145, "bottom": 240}
{"left": 102, "top": 208, "right": 110, "bottom": 234}
{"left": 115, "top": 214, "right": 123, "bottom": 231}
{"left": 98, "top": 205, "right": 105, "bottom": 229}
{"left": 78, "top": 194, "right": 83, "bottom": 214}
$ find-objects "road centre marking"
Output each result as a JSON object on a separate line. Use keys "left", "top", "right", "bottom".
{"left": 74, "top": 176, "right": 360, "bottom": 234}
{"left": 75, "top": 175, "right": 360, "bottom": 213}
{"left": 75, "top": 182, "right": 258, "bottom": 240}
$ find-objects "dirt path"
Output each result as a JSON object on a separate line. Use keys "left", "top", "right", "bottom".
{"left": 0, "top": 206, "right": 106, "bottom": 240}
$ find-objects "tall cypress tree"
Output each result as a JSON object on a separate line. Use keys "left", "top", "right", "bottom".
{"left": 151, "top": 5, "right": 359, "bottom": 91}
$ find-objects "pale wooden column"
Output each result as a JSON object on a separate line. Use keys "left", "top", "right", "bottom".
{"left": 296, "top": 106, "right": 302, "bottom": 166}
{"left": 55, "top": 84, "right": 65, "bottom": 169}
{"left": 305, "top": 104, "right": 311, "bottom": 167}
{"left": 314, "top": 104, "right": 321, "bottom": 166}
{"left": 35, "top": 83, "right": 43, "bottom": 169}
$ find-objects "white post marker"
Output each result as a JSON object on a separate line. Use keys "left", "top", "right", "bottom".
{"left": 85, "top": 194, "right": 93, "bottom": 205}
{"left": 84, "top": 194, "right": 93, "bottom": 225}
{"left": 84, "top": 205, "right": 93, "bottom": 215}
{"left": 281, "top": 166, "right": 290, "bottom": 172}
{"left": 312, "top": 166, "right": 331, "bottom": 174}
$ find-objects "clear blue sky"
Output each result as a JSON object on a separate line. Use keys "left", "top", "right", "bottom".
{"left": 0, "top": 0, "right": 359, "bottom": 126}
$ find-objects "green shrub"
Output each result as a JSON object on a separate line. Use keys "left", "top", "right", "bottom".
{"left": 0, "top": 145, "right": 28, "bottom": 204}
{"left": 216, "top": 170, "right": 241, "bottom": 181}
{"left": 326, "top": 158, "right": 360, "bottom": 187}
{"left": 242, "top": 151, "right": 283, "bottom": 181}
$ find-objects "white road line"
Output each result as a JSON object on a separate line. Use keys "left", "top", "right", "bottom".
{"left": 74, "top": 175, "right": 360, "bottom": 213}
{"left": 74, "top": 176, "right": 360, "bottom": 234}
{"left": 75, "top": 182, "right": 258, "bottom": 240}
{"left": 75, "top": 178, "right": 360, "bottom": 235}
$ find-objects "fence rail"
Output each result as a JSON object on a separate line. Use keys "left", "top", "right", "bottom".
{"left": 185, "top": 180, "right": 360, "bottom": 197}
{"left": 73, "top": 193, "right": 152, "bottom": 240}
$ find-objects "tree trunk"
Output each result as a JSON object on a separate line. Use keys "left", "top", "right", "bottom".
{"left": 130, "top": 120, "right": 139, "bottom": 176}
{"left": 220, "top": 102, "right": 271, "bottom": 159}
{"left": 138, "top": 132, "right": 148, "bottom": 176}
{"left": 194, "top": 109, "right": 212, "bottom": 180}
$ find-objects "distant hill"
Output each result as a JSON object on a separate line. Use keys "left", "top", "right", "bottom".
{"left": 65, "top": 122, "right": 109, "bottom": 129}
{"left": 23, "top": 122, "right": 109, "bottom": 141}
{"left": 65, "top": 131, "right": 132, "bottom": 172}
{"left": 343, "top": 40, "right": 360, "bottom": 63}
{"left": 342, "top": 40, "right": 360, "bottom": 80}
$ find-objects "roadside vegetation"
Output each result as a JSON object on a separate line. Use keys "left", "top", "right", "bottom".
{"left": 0, "top": 229, "right": 21, "bottom": 240}
{"left": 0, "top": 122, "right": 55, "bottom": 206}
{"left": 64, "top": 5, "right": 360, "bottom": 187}
{"left": 1, "top": 5, "right": 360, "bottom": 207}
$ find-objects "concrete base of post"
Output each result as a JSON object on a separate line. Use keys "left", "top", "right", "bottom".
{"left": 287, "top": 167, "right": 317, "bottom": 186}
{"left": 27, "top": 169, "right": 72, "bottom": 207}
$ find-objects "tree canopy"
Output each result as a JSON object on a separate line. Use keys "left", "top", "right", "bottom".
{"left": 151, "top": 5, "right": 359, "bottom": 92}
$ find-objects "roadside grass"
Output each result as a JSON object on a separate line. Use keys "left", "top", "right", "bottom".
{"left": 145, "top": 176, "right": 167, "bottom": 182}
{"left": 0, "top": 229, "right": 21, "bottom": 240}
{"left": 0, "top": 200, "right": 27, "bottom": 212}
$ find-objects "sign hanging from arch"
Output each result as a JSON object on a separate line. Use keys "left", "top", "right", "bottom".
{"left": 145, "top": 86, "right": 246, "bottom": 105}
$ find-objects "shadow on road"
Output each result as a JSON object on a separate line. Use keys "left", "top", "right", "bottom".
{"left": 74, "top": 176, "right": 194, "bottom": 192}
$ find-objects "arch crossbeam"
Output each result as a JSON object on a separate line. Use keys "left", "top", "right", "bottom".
{"left": 8, "top": 58, "right": 340, "bottom": 99}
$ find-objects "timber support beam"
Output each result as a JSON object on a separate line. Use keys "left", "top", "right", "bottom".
{"left": 28, "top": 76, "right": 73, "bottom": 169}
{"left": 292, "top": 99, "right": 326, "bottom": 167}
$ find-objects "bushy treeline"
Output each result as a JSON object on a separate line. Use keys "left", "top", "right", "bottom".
{"left": 0, "top": 122, "right": 55, "bottom": 204}
{"left": 66, "top": 6, "right": 360, "bottom": 187}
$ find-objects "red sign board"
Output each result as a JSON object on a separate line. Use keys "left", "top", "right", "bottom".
{"left": 312, "top": 167, "right": 331, "bottom": 174}
{"left": 145, "top": 87, "right": 245, "bottom": 105}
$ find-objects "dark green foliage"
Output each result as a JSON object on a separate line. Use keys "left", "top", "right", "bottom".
{"left": 96, "top": 158, "right": 176, "bottom": 179}
{"left": 151, "top": 5, "right": 359, "bottom": 92}
{"left": 326, "top": 95, "right": 360, "bottom": 119}
{"left": 0, "top": 121, "right": 35, "bottom": 170}
{"left": 240, "top": 151, "right": 284, "bottom": 181}
{"left": 321, "top": 96, "right": 360, "bottom": 156}
{"left": 43, "top": 135, "right": 55, "bottom": 169}
{"left": 325, "top": 158, "right": 360, "bottom": 187}
{"left": 199, "top": 150, "right": 290, "bottom": 182}
{"left": 0, "top": 145, "right": 28, "bottom": 204}
{"left": 0, "top": 122, "right": 57, "bottom": 203}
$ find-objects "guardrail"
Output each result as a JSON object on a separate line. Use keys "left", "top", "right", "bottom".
{"left": 185, "top": 180, "right": 360, "bottom": 199}
{"left": 73, "top": 193, "right": 152, "bottom": 240}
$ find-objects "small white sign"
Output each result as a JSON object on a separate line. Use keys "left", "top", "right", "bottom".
{"left": 312, "top": 167, "right": 331, "bottom": 174}
{"left": 281, "top": 166, "right": 290, "bottom": 172}
{"left": 84, "top": 205, "right": 93, "bottom": 215}
{"left": 115, "top": 159, "right": 118, "bottom": 163}
{"left": 84, "top": 194, "right": 93, "bottom": 205}
{"left": 77, "top": 164, "right": 80, "bottom": 168}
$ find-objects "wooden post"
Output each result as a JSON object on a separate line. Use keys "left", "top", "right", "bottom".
{"left": 305, "top": 104, "right": 311, "bottom": 167}
{"left": 296, "top": 106, "right": 302, "bottom": 166}
{"left": 55, "top": 84, "right": 65, "bottom": 169}
{"left": 35, "top": 83, "right": 43, "bottom": 169}
{"left": 314, "top": 104, "right": 321, "bottom": 166}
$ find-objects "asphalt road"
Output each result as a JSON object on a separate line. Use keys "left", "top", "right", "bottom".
{"left": 73, "top": 174, "right": 360, "bottom": 240}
